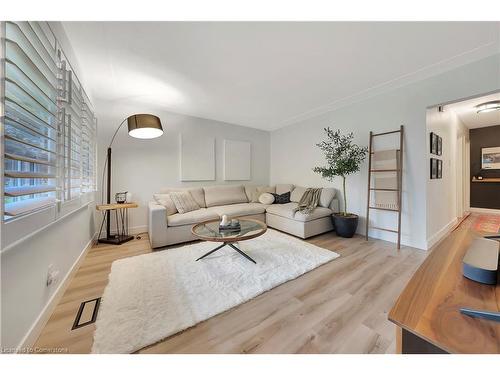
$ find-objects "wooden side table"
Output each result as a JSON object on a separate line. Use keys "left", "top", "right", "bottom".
{"left": 96, "top": 202, "right": 138, "bottom": 245}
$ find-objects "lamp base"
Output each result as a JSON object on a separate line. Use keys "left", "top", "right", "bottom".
{"left": 98, "top": 234, "right": 135, "bottom": 245}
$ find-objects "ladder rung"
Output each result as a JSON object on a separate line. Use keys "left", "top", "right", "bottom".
{"left": 369, "top": 188, "right": 398, "bottom": 191}
{"left": 372, "top": 129, "right": 402, "bottom": 137}
{"left": 370, "top": 149, "right": 401, "bottom": 154}
{"left": 369, "top": 226, "right": 399, "bottom": 233}
{"left": 368, "top": 206, "right": 399, "bottom": 212}
{"left": 370, "top": 169, "right": 400, "bottom": 172}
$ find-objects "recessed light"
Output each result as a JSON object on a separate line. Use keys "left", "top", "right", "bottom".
{"left": 476, "top": 101, "right": 500, "bottom": 113}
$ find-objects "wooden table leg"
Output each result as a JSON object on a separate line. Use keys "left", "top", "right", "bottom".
{"left": 396, "top": 326, "right": 402, "bottom": 354}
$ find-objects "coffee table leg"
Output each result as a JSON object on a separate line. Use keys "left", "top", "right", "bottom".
{"left": 196, "top": 242, "right": 227, "bottom": 261}
{"left": 228, "top": 243, "right": 257, "bottom": 264}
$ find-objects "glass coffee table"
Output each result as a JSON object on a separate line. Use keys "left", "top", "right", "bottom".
{"left": 191, "top": 218, "right": 267, "bottom": 264}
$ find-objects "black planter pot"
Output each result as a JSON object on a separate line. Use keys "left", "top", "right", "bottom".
{"left": 333, "top": 214, "right": 359, "bottom": 238}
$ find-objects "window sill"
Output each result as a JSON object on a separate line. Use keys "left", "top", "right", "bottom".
{"left": 1, "top": 192, "right": 96, "bottom": 253}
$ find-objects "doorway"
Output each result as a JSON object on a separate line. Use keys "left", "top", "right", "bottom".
{"left": 426, "top": 91, "right": 500, "bottom": 246}
{"left": 443, "top": 92, "right": 500, "bottom": 215}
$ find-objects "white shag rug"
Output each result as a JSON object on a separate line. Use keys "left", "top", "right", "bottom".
{"left": 91, "top": 229, "right": 339, "bottom": 353}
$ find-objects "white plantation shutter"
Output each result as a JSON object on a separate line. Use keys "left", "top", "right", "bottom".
{"left": 81, "top": 93, "right": 97, "bottom": 193}
{"left": 3, "top": 21, "right": 59, "bottom": 218}
{"left": 2, "top": 21, "right": 97, "bottom": 228}
{"left": 59, "top": 54, "right": 83, "bottom": 201}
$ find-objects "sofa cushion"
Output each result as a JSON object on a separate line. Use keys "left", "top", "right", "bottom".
{"left": 276, "top": 184, "right": 294, "bottom": 195}
{"left": 294, "top": 207, "right": 333, "bottom": 222}
{"left": 290, "top": 186, "right": 307, "bottom": 202}
{"left": 153, "top": 193, "right": 177, "bottom": 215}
{"left": 319, "top": 188, "right": 336, "bottom": 208}
{"left": 169, "top": 191, "right": 200, "bottom": 214}
{"left": 167, "top": 208, "right": 219, "bottom": 227}
{"left": 266, "top": 202, "right": 333, "bottom": 222}
{"left": 209, "top": 203, "right": 268, "bottom": 218}
{"left": 266, "top": 202, "right": 297, "bottom": 219}
{"left": 244, "top": 186, "right": 255, "bottom": 202}
{"left": 159, "top": 187, "right": 206, "bottom": 208}
{"left": 204, "top": 185, "right": 248, "bottom": 207}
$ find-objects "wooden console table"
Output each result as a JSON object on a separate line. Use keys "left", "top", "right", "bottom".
{"left": 388, "top": 221, "right": 500, "bottom": 354}
{"left": 96, "top": 202, "right": 138, "bottom": 245}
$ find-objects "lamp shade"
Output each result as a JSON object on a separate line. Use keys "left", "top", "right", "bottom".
{"left": 127, "top": 114, "right": 163, "bottom": 139}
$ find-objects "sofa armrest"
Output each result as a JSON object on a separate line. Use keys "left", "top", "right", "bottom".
{"left": 148, "top": 201, "right": 167, "bottom": 248}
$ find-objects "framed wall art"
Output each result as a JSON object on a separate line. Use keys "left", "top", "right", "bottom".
{"left": 430, "top": 158, "right": 438, "bottom": 179}
{"left": 481, "top": 146, "right": 500, "bottom": 170}
{"left": 223, "top": 139, "right": 251, "bottom": 180}
{"left": 437, "top": 159, "right": 442, "bottom": 179}
{"left": 430, "top": 132, "right": 437, "bottom": 155}
{"left": 179, "top": 134, "right": 216, "bottom": 181}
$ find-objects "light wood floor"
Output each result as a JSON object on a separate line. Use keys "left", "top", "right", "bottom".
{"left": 34, "top": 230, "right": 428, "bottom": 354}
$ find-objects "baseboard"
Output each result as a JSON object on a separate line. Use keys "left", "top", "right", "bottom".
{"left": 103, "top": 225, "right": 148, "bottom": 238}
{"left": 426, "top": 217, "right": 459, "bottom": 250}
{"left": 469, "top": 207, "right": 500, "bottom": 215}
{"left": 16, "top": 236, "right": 94, "bottom": 352}
{"left": 129, "top": 225, "right": 148, "bottom": 235}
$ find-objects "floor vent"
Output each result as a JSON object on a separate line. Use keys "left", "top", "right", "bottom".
{"left": 72, "top": 297, "right": 101, "bottom": 330}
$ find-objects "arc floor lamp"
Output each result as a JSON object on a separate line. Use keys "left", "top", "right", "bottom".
{"left": 99, "top": 114, "right": 163, "bottom": 244}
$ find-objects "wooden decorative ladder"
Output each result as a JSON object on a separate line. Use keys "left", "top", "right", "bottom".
{"left": 365, "top": 125, "right": 404, "bottom": 249}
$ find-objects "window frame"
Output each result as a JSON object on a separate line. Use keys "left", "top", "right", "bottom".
{"left": 1, "top": 21, "right": 97, "bottom": 251}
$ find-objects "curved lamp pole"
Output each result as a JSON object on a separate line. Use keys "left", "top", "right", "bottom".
{"left": 100, "top": 114, "right": 163, "bottom": 244}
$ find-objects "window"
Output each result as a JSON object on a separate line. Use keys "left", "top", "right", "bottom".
{"left": 2, "top": 21, "right": 97, "bottom": 226}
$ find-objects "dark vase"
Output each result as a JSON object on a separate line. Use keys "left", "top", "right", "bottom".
{"left": 333, "top": 213, "right": 359, "bottom": 238}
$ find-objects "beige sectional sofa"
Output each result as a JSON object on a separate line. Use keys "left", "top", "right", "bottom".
{"left": 148, "top": 184, "right": 339, "bottom": 248}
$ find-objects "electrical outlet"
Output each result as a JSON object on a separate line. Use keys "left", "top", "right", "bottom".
{"left": 46, "top": 264, "right": 59, "bottom": 287}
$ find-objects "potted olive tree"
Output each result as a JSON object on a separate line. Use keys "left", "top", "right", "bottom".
{"left": 313, "top": 127, "right": 368, "bottom": 238}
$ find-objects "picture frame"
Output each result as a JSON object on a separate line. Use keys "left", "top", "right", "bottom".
{"left": 430, "top": 132, "right": 437, "bottom": 155}
{"left": 437, "top": 136, "right": 442, "bottom": 156}
{"left": 437, "top": 159, "right": 442, "bottom": 179}
{"left": 430, "top": 158, "right": 438, "bottom": 179}
{"left": 481, "top": 146, "right": 500, "bottom": 170}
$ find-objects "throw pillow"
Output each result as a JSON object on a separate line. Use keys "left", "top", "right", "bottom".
{"left": 271, "top": 191, "right": 291, "bottom": 204}
{"left": 160, "top": 187, "right": 206, "bottom": 208}
{"left": 251, "top": 186, "right": 276, "bottom": 202}
{"left": 258, "top": 192, "right": 275, "bottom": 205}
{"left": 153, "top": 193, "right": 178, "bottom": 216}
{"left": 169, "top": 191, "right": 200, "bottom": 214}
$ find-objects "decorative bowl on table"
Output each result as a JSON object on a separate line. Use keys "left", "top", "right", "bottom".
{"left": 219, "top": 219, "right": 241, "bottom": 233}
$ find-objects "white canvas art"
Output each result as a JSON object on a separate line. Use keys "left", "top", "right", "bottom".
{"left": 180, "top": 135, "right": 215, "bottom": 181}
{"left": 224, "top": 140, "right": 251, "bottom": 181}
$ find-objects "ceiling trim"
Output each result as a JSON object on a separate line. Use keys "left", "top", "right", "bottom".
{"left": 272, "top": 41, "right": 499, "bottom": 131}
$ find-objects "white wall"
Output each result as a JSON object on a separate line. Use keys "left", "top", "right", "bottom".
{"left": 0, "top": 23, "right": 96, "bottom": 350}
{"left": 96, "top": 108, "right": 270, "bottom": 233}
{"left": 426, "top": 108, "right": 468, "bottom": 248}
{"left": 271, "top": 54, "right": 500, "bottom": 250}
{"left": 1, "top": 205, "right": 95, "bottom": 349}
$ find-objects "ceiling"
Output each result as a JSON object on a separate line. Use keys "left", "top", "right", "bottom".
{"left": 61, "top": 22, "right": 500, "bottom": 131}
{"left": 446, "top": 92, "right": 500, "bottom": 129}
